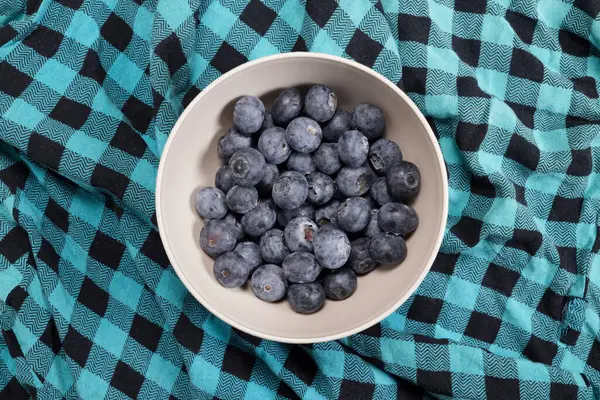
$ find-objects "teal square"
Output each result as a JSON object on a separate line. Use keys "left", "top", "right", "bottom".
{"left": 49, "top": 282, "right": 75, "bottom": 320}
{"left": 588, "top": 53, "right": 600, "bottom": 78}
{"left": 380, "top": 0, "right": 398, "bottom": 13}
{"left": 61, "top": 236, "right": 87, "bottom": 273}
{"left": 47, "top": 356, "right": 74, "bottom": 394}
{"left": 517, "top": 358, "right": 550, "bottom": 382}
{"left": 428, "top": 0, "right": 452, "bottom": 33}
{"left": 560, "top": 350, "right": 586, "bottom": 373}
{"left": 382, "top": 312, "right": 405, "bottom": 331}
{"left": 591, "top": 255, "right": 600, "bottom": 287}
{"left": 479, "top": 152, "right": 504, "bottom": 174}
{"left": 202, "top": 316, "right": 230, "bottom": 342}
{"left": 427, "top": 46, "right": 458, "bottom": 74}
{"left": 490, "top": 98, "right": 516, "bottom": 131}
{"left": 522, "top": 257, "right": 556, "bottom": 287}
{"left": 440, "top": 137, "right": 463, "bottom": 164}
{"left": 577, "top": 223, "right": 596, "bottom": 250}
{"left": 249, "top": 38, "right": 280, "bottom": 60}
{"left": 77, "top": 369, "right": 108, "bottom": 400}
{"left": 489, "top": 345, "right": 520, "bottom": 358}
{"left": 28, "top": 276, "right": 47, "bottom": 309}
{"left": 66, "top": 11, "right": 99, "bottom": 46}
{"left": 485, "top": 198, "right": 518, "bottom": 227}
{"left": 36, "top": 60, "right": 77, "bottom": 94}
{"left": 445, "top": 276, "right": 479, "bottom": 310}
{"left": 476, "top": 68, "right": 508, "bottom": 99}
{"left": 449, "top": 344, "right": 484, "bottom": 375}
{"left": 339, "top": 0, "right": 372, "bottom": 26}
{"left": 13, "top": 319, "right": 37, "bottom": 354}
{"left": 157, "top": 0, "right": 192, "bottom": 29}
{"left": 526, "top": 172, "right": 564, "bottom": 195}
{"left": 108, "top": 54, "right": 144, "bottom": 93}
{"left": 70, "top": 190, "right": 104, "bottom": 227}
{"left": 532, "top": 129, "right": 569, "bottom": 152}
{"left": 448, "top": 187, "right": 469, "bottom": 216}
{"left": 67, "top": 131, "right": 108, "bottom": 162}
{"left": 4, "top": 99, "right": 45, "bottom": 129}
{"left": 537, "top": 0, "right": 571, "bottom": 29}
{"left": 92, "top": 89, "right": 123, "bottom": 119}
{"left": 585, "top": 307, "right": 600, "bottom": 335}
{"left": 244, "top": 382, "right": 276, "bottom": 400}
{"left": 190, "top": 53, "right": 209, "bottom": 83}
{"left": 481, "top": 15, "right": 513, "bottom": 46}
{"left": 109, "top": 271, "right": 143, "bottom": 310}
{"left": 425, "top": 95, "right": 458, "bottom": 118}
{"left": 201, "top": 1, "right": 237, "bottom": 40}
{"left": 147, "top": 354, "right": 179, "bottom": 391}
{"left": 189, "top": 358, "right": 219, "bottom": 394}
{"left": 313, "top": 350, "right": 344, "bottom": 378}
{"left": 303, "top": 387, "right": 326, "bottom": 400}
{"left": 537, "top": 84, "right": 572, "bottom": 114}
{"left": 381, "top": 338, "right": 416, "bottom": 367}
{"left": 586, "top": 173, "right": 600, "bottom": 199}
{"left": 94, "top": 319, "right": 127, "bottom": 357}
{"left": 133, "top": 6, "right": 154, "bottom": 41}
{"left": 156, "top": 270, "right": 187, "bottom": 308}
{"left": 435, "top": 325, "right": 463, "bottom": 342}
{"left": 279, "top": 0, "right": 304, "bottom": 32}
{"left": 371, "top": 364, "right": 396, "bottom": 384}
{"left": 310, "top": 30, "right": 344, "bottom": 56}
{"left": 503, "top": 297, "right": 534, "bottom": 332}
{"left": 131, "top": 159, "right": 155, "bottom": 191}
{"left": 101, "top": 0, "right": 118, "bottom": 9}
{"left": 530, "top": 45, "right": 561, "bottom": 72}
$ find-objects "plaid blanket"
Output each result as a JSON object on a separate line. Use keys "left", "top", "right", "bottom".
{"left": 1, "top": 0, "right": 600, "bottom": 398}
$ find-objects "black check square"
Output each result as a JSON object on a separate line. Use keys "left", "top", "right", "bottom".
{"left": 588, "top": 339, "right": 600, "bottom": 371}
{"left": 398, "top": 14, "right": 430, "bottom": 44}
{"left": 38, "top": 239, "right": 60, "bottom": 273}
{"left": 455, "top": 0, "right": 486, "bottom": 13}
{"left": 49, "top": 97, "right": 91, "bottom": 130}
{"left": 510, "top": 48, "right": 544, "bottom": 83}
{"left": 346, "top": 30, "right": 383, "bottom": 67}
{"left": 574, "top": 0, "right": 600, "bottom": 17}
{"left": 360, "top": 323, "right": 381, "bottom": 337}
{"left": 0, "top": 61, "right": 32, "bottom": 97}
{"left": 0, "top": 25, "right": 17, "bottom": 47}
{"left": 155, "top": 33, "right": 187, "bottom": 75}
{"left": 506, "top": 228, "right": 542, "bottom": 256}
{"left": 26, "top": 0, "right": 42, "bottom": 15}
{"left": 110, "top": 123, "right": 147, "bottom": 158}
{"left": 561, "top": 327, "right": 580, "bottom": 346}
{"left": 559, "top": 30, "right": 590, "bottom": 57}
{"left": 277, "top": 382, "right": 299, "bottom": 400}
{"left": 174, "top": 313, "right": 204, "bottom": 353}
{"left": 557, "top": 246, "right": 577, "bottom": 274}
{"left": 416, "top": 370, "right": 452, "bottom": 396}
{"left": 130, "top": 314, "right": 163, "bottom": 352}
{"left": 232, "top": 328, "right": 262, "bottom": 347}
{"left": 550, "top": 382, "right": 577, "bottom": 399}
{"left": 505, "top": 10, "right": 536, "bottom": 45}
{"left": 56, "top": 0, "right": 83, "bottom": 9}
{"left": 292, "top": 36, "right": 307, "bottom": 52}
{"left": 22, "top": 25, "right": 63, "bottom": 58}
{"left": 182, "top": 86, "right": 201, "bottom": 109}
{"left": 457, "top": 76, "right": 490, "bottom": 97}
{"left": 7, "top": 286, "right": 27, "bottom": 312}
{"left": 450, "top": 216, "right": 482, "bottom": 247}
{"left": 456, "top": 121, "right": 487, "bottom": 151}
{"left": 537, "top": 289, "right": 566, "bottom": 321}
{"left": 0, "top": 162, "right": 30, "bottom": 194}
{"left": 111, "top": 360, "right": 145, "bottom": 399}
{"left": 80, "top": 49, "right": 106, "bottom": 85}
{"left": 78, "top": 276, "right": 109, "bottom": 317}
{"left": 573, "top": 76, "right": 598, "bottom": 99}
{"left": 284, "top": 346, "right": 317, "bottom": 385}
{"left": 482, "top": 263, "right": 520, "bottom": 297}
{"left": 594, "top": 227, "right": 600, "bottom": 253}
{"left": 465, "top": 311, "right": 501, "bottom": 343}
{"left": 431, "top": 252, "right": 458, "bottom": 275}
{"left": 89, "top": 230, "right": 125, "bottom": 270}
{"left": 222, "top": 345, "right": 256, "bottom": 381}
{"left": 240, "top": 0, "right": 277, "bottom": 36}
{"left": 339, "top": 379, "right": 376, "bottom": 400}
{"left": 523, "top": 335, "right": 557, "bottom": 365}
{"left": 506, "top": 102, "right": 535, "bottom": 129}
{"left": 141, "top": 230, "right": 170, "bottom": 268}
{"left": 91, "top": 164, "right": 130, "bottom": 199}
{"left": 63, "top": 326, "right": 92, "bottom": 367}
{"left": 485, "top": 376, "right": 520, "bottom": 400}
{"left": 306, "top": 0, "right": 337, "bottom": 28}
{"left": 39, "top": 318, "right": 61, "bottom": 354}
{"left": 0, "top": 378, "right": 29, "bottom": 400}
{"left": 0, "top": 227, "right": 29, "bottom": 264}
{"left": 45, "top": 198, "right": 69, "bottom": 232}
{"left": 101, "top": 13, "right": 133, "bottom": 52}
{"left": 548, "top": 196, "right": 583, "bottom": 223}
{"left": 3, "top": 330, "right": 23, "bottom": 358}
{"left": 28, "top": 132, "right": 64, "bottom": 170}
{"left": 211, "top": 42, "right": 248, "bottom": 74}
{"left": 505, "top": 134, "right": 539, "bottom": 170}
{"left": 514, "top": 184, "right": 526, "bottom": 205}
{"left": 122, "top": 96, "right": 153, "bottom": 133}
{"left": 567, "top": 148, "right": 592, "bottom": 176}
{"left": 402, "top": 67, "right": 427, "bottom": 94}
{"left": 452, "top": 36, "right": 480, "bottom": 67}
{"left": 470, "top": 175, "right": 495, "bottom": 198}
{"left": 407, "top": 295, "right": 443, "bottom": 324}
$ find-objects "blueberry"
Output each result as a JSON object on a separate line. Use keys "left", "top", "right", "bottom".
{"left": 287, "top": 152, "right": 316, "bottom": 174}
{"left": 337, "top": 197, "right": 371, "bottom": 233}
{"left": 364, "top": 209, "right": 383, "bottom": 238}
{"left": 370, "top": 177, "right": 394, "bottom": 206}
{"left": 285, "top": 117, "right": 322, "bottom": 153}
{"left": 276, "top": 203, "right": 315, "bottom": 227}
{"left": 251, "top": 264, "right": 286, "bottom": 302}
{"left": 241, "top": 203, "right": 276, "bottom": 237}
{"left": 261, "top": 110, "right": 276, "bottom": 131}
{"left": 363, "top": 194, "right": 378, "bottom": 210}
{"left": 313, "top": 228, "right": 351, "bottom": 269}
{"left": 287, "top": 283, "right": 326, "bottom": 314}
{"left": 313, "top": 143, "right": 342, "bottom": 175}
{"left": 258, "top": 127, "right": 291, "bottom": 164}
{"left": 226, "top": 185, "right": 258, "bottom": 214}
{"left": 259, "top": 229, "right": 290, "bottom": 264}
{"left": 272, "top": 88, "right": 303, "bottom": 126}
{"left": 350, "top": 103, "right": 385, "bottom": 140}
{"left": 378, "top": 203, "right": 419, "bottom": 235}
{"left": 369, "top": 138, "right": 402, "bottom": 174}
{"left": 369, "top": 233, "right": 407, "bottom": 265}
{"left": 304, "top": 85, "right": 337, "bottom": 122}
{"left": 306, "top": 172, "right": 335, "bottom": 206}
{"left": 324, "top": 268, "right": 357, "bottom": 300}
{"left": 283, "top": 252, "right": 322, "bottom": 283}
{"left": 218, "top": 127, "right": 252, "bottom": 160}
{"left": 256, "top": 163, "right": 279, "bottom": 197}
{"left": 338, "top": 130, "right": 369, "bottom": 168}
{"left": 233, "top": 95, "right": 265, "bottom": 134}
{"left": 272, "top": 171, "right": 309, "bottom": 210}
{"left": 215, "top": 165, "right": 235, "bottom": 193}
{"left": 200, "top": 219, "right": 238, "bottom": 258}
{"left": 335, "top": 163, "right": 376, "bottom": 197}
{"left": 322, "top": 109, "right": 350, "bottom": 142}
{"left": 234, "top": 242, "right": 262, "bottom": 273}
{"left": 386, "top": 161, "right": 421, "bottom": 200}
{"left": 214, "top": 252, "right": 249, "bottom": 288}
{"left": 315, "top": 201, "right": 340, "bottom": 226}
{"left": 284, "top": 217, "right": 319, "bottom": 252}
{"left": 347, "top": 238, "right": 378, "bottom": 274}
{"left": 195, "top": 187, "right": 227, "bottom": 219}
{"left": 223, "top": 212, "right": 245, "bottom": 241}
{"left": 229, "top": 148, "right": 266, "bottom": 186}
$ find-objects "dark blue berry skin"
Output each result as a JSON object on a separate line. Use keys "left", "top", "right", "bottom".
{"left": 315, "top": 201, "right": 340, "bottom": 226}
{"left": 338, "top": 130, "right": 369, "bottom": 168}
{"left": 224, "top": 212, "right": 245, "bottom": 241}
{"left": 313, "top": 228, "right": 351, "bottom": 269}
{"left": 214, "top": 252, "right": 249, "bottom": 288}
{"left": 256, "top": 163, "right": 279, "bottom": 197}
{"left": 347, "top": 238, "right": 378, "bottom": 274}
{"left": 200, "top": 219, "right": 238, "bottom": 258}
{"left": 363, "top": 194, "right": 378, "bottom": 210}
{"left": 272, "top": 171, "right": 309, "bottom": 210}
{"left": 251, "top": 264, "right": 286, "bottom": 302}
{"left": 226, "top": 185, "right": 258, "bottom": 214}
{"left": 324, "top": 268, "right": 357, "bottom": 300}
{"left": 369, "top": 233, "right": 407, "bottom": 265}
{"left": 322, "top": 109, "right": 350, "bottom": 142}
{"left": 233, "top": 95, "right": 265, "bottom": 135}
{"left": 350, "top": 103, "right": 385, "bottom": 140}
{"left": 234, "top": 242, "right": 262, "bottom": 273}
{"left": 335, "top": 163, "right": 376, "bottom": 197}
{"left": 283, "top": 252, "right": 322, "bottom": 283}
{"left": 370, "top": 177, "right": 394, "bottom": 206}
{"left": 215, "top": 165, "right": 235, "bottom": 194}
{"left": 287, "top": 283, "right": 326, "bottom": 314}
{"left": 287, "top": 152, "right": 316, "bottom": 174}
{"left": 259, "top": 229, "right": 290, "bottom": 264}
{"left": 378, "top": 203, "right": 419, "bottom": 235}
{"left": 229, "top": 148, "right": 266, "bottom": 186}
{"left": 337, "top": 197, "right": 371, "bottom": 233}
{"left": 364, "top": 209, "right": 383, "bottom": 239}
{"left": 306, "top": 172, "right": 335, "bottom": 206}
{"left": 258, "top": 127, "right": 291, "bottom": 164}
{"left": 284, "top": 217, "right": 319, "bottom": 252}
{"left": 218, "top": 128, "right": 252, "bottom": 160}
{"left": 304, "top": 85, "right": 337, "bottom": 122}
{"left": 313, "top": 143, "right": 341, "bottom": 175}
{"left": 195, "top": 187, "right": 228, "bottom": 219}
{"left": 272, "top": 88, "right": 303, "bottom": 126}
{"left": 276, "top": 203, "right": 315, "bottom": 227}
{"left": 369, "top": 139, "right": 402, "bottom": 174}
{"left": 285, "top": 117, "right": 322, "bottom": 153}
{"left": 386, "top": 161, "right": 421, "bottom": 201}
{"left": 241, "top": 203, "right": 276, "bottom": 237}
{"left": 261, "top": 110, "right": 276, "bottom": 131}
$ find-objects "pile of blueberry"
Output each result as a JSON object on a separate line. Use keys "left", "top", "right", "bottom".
{"left": 195, "top": 85, "right": 421, "bottom": 314}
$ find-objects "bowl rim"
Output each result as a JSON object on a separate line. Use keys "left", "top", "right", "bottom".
{"left": 156, "top": 52, "right": 449, "bottom": 343}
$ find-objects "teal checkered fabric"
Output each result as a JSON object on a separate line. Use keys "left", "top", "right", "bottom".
{"left": 1, "top": 0, "right": 600, "bottom": 398}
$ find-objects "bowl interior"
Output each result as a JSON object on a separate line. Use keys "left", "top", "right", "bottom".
{"left": 157, "top": 54, "right": 447, "bottom": 343}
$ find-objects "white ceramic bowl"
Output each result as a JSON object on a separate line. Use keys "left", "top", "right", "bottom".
{"left": 156, "top": 53, "right": 448, "bottom": 343}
